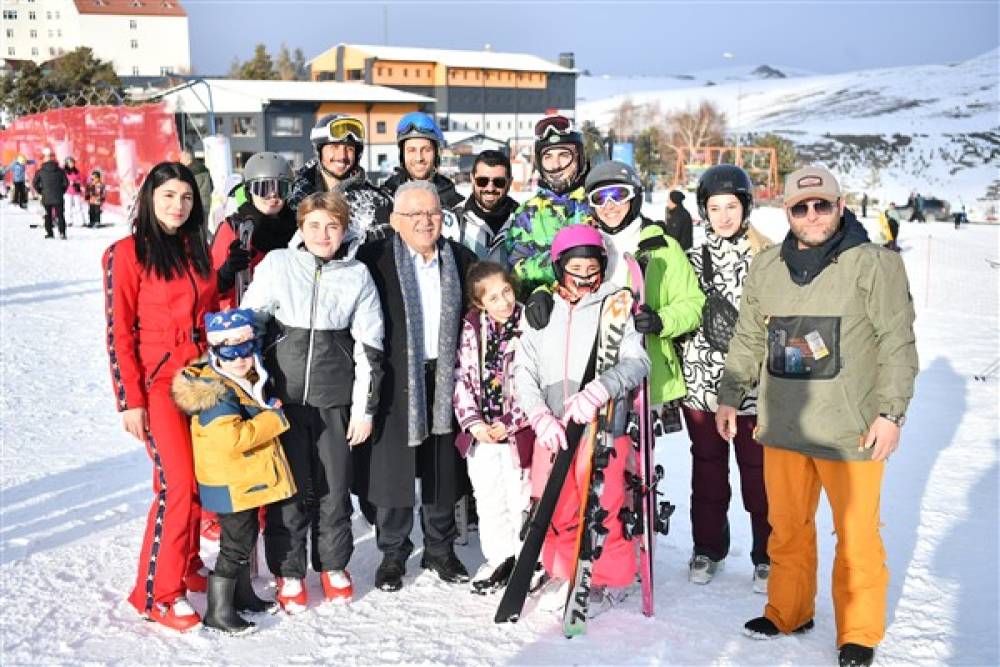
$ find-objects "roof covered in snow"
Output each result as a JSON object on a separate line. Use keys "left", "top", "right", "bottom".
{"left": 311, "top": 43, "right": 574, "bottom": 74}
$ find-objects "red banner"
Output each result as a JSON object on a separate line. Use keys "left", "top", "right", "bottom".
{"left": 0, "top": 102, "right": 180, "bottom": 208}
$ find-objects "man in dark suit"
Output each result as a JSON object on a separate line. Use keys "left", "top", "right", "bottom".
{"left": 355, "top": 180, "right": 479, "bottom": 592}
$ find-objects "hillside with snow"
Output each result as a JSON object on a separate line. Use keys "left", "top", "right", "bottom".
{"left": 578, "top": 50, "right": 999, "bottom": 216}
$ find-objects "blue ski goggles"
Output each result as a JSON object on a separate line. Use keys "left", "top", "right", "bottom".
{"left": 588, "top": 184, "right": 637, "bottom": 207}
{"left": 396, "top": 112, "right": 443, "bottom": 142}
{"left": 211, "top": 339, "right": 258, "bottom": 361}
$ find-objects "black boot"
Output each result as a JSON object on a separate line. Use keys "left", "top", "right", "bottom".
{"left": 471, "top": 556, "right": 515, "bottom": 595}
{"left": 234, "top": 567, "right": 277, "bottom": 614}
{"left": 421, "top": 549, "right": 471, "bottom": 583}
{"left": 838, "top": 644, "right": 874, "bottom": 667}
{"left": 204, "top": 574, "right": 255, "bottom": 634}
{"left": 743, "top": 616, "right": 814, "bottom": 639}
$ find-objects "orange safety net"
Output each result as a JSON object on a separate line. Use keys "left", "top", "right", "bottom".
{"left": 0, "top": 103, "right": 180, "bottom": 208}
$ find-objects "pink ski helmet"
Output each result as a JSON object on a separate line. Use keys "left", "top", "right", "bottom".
{"left": 550, "top": 224, "right": 607, "bottom": 282}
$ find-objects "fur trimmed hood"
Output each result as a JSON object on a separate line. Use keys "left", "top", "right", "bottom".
{"left": 171, "top": 361, "right": 230, "bottom": 415}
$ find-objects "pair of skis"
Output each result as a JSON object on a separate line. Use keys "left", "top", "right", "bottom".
{"left": 495, "top": 263, "right": 670, "bottom": 634}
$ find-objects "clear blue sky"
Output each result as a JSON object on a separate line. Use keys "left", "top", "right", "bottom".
{"left": 186, "top": 0, "right": 999, "bottom": 77}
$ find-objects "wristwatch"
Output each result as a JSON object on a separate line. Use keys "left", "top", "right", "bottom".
{"left": 879, "top": 412, "right": 906, "bottom": 427}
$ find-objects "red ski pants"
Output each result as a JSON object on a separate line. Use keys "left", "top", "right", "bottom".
{"left": 127, "top": 379, "right": 202, "bottom": 614}
{"left": 542, "top": 434, "right": 637, "bottom": 588}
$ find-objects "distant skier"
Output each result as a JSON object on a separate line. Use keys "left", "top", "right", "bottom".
{"left": 31, "top": 148, "right": 69, "bottom": 239}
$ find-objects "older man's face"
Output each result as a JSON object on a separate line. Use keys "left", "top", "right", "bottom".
{"left": 391, "top": 188, "right": 442, "bottom": 255}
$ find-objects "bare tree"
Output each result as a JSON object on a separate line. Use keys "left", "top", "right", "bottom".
{"left": 666, "top": 101, "right": 728, "bottom": 152}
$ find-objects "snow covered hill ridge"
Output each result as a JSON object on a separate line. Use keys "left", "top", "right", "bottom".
{"left": 578, "top": 49, "right": 999, "bottom": 213}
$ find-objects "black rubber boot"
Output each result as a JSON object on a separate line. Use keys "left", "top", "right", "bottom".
{"left": 838, "top": 643, "right": 874, "bottom": 667}
{"left": 234, "top": 567, "right": 277, "bottom": 614}
{"left": 204, "top": 574, "right": 255, "bottom": 634}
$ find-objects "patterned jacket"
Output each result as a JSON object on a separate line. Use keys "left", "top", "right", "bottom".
{"left": 287, "top": 161, "right": 393, "bottom": 242}
{"left": 453, "top": 306, "right": 530, "bottom": 464}
{"left": 680, "top": 226, "right": 770, "bottom": 414}
{"left": 505, "top": 185, "right": 594, "bottom": 296}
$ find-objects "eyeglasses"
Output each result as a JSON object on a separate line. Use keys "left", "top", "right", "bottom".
{"left": 789, "top": 199, "right": 837, "bottom": 218}
{"left": 327, "top": 116, "right": 365, "bottom": 143}
{"left": 211, "top": 339, "right": 257, "bottom": 361}
{"left": 474, "top": 176, "right": 508, "bottom": 189}
{"left": 588, "top": 184, "right": 636, "bottom": 207}
{"left": 246, "top": 178, "right": 290, "bottom": 199}
{"left": 534, "top": 115, "right": 574, "bottom": 141}
{"left": 394, "top": 210, "right": 444, "bottom": 223}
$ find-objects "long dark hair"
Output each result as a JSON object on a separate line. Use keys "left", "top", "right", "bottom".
{"left": 132, "top": 161, "right": 211, "bottom": 280}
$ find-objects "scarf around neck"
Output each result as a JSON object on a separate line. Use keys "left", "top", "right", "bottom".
{"left": 479, "top": 303, "right": 522, "bottom": 423}
{"left": 393, "top": 234, "right": 463, "bottom": 447}
{"left": 464, "top": 194, "right": 519, "bottom": 234}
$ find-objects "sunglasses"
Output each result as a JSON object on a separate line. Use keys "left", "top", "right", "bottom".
{"left": 588, "top": 184, "right": 636, "bottom": 207}
{"left": 474, "top": 176, "right": 508, "bottom": 189}
{"left": 212, "top": 339, "right": 258, "bottom": 361}
{"left": 789, "top": 199, "right": 837, "bottom": 218}
{"left": 246, "top": 178, "right": 290, "bottom": 199}
{"left": 327, "top": 117, "right": 365, "bottom": 143}
{"left": 534, "top": 115, "right": 574, "bottom": 141}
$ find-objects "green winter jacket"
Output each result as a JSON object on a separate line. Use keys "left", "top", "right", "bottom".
{"left": 717, "top": 242, "right": 918, "bottom": 461}
{"left": 634, "top": 223, "right": 705, "bottom": 404}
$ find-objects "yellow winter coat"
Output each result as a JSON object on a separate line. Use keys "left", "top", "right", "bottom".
{"left": 171, "top": 362, "right": 295, "bottom": 513}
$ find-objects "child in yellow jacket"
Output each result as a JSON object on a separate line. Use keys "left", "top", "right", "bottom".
{"left": 172, "top": 308, "right": 295, "bottom": 634}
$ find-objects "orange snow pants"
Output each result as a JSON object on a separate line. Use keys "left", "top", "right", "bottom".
{"left": 762, "top": 446, "right": 888, "bottom": 648}
{"left": 542, "top": 434, "right": 637, "bottom": 588}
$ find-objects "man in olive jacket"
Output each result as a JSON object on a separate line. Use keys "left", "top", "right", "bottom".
{"left": 715, "top": 166, "right": 918, "bottom": 667}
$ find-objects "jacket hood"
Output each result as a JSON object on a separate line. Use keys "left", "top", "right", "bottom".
{"left": 171, "top": 362, "right": 228, "bottom": 415}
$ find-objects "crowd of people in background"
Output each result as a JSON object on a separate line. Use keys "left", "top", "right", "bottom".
{"left": 50, "top": 109, "right": 916, "bottom": 667}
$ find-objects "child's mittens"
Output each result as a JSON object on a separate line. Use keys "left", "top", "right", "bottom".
{"left": 529, "top": 407, "right": 567, "bottom": 451}
{"left": 562, "top": 380, "right": 611, "bottom": 425}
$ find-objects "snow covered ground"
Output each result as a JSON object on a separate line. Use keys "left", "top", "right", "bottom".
{"left": 1, "top": 205, "right": 997, "bottom": 665}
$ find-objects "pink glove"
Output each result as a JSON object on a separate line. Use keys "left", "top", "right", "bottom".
{"left": 562, "top": 380, "right": 611, "bottom": 425}
{"left": 529, "top": 407, "right": 567, "bottom": 451}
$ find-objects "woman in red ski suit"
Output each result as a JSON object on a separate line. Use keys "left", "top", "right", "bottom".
{"left": 102, "top": 162, "right": 218, "bottom": 631}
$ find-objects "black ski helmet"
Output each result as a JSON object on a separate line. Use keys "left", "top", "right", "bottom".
{"left": 533, "top": 115, "right": 586, "bottom": 193}
{"left": 696, "top": 164, "right": 754, "bottom": 223}
{"left": 584, "top": 160, "right": 644, "bottom": 230}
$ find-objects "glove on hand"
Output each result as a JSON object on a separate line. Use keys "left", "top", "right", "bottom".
{"left": 529, "top": 407, "right": 567, "bottom": 451}
{"left": 525, "top": 287, "right": 555, "bottom": 330}
{"left": 217, "top": 239, "right": 251, "bottom": 292}
{"left": 562, "top": 379, "right": 611, "bottom": 425}
{"left": 633, "top": 304, "right": 663, "bottom": 334}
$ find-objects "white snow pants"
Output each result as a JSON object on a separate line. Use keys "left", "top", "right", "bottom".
{"left": 64, "top": 193, "right": 85, "bottom": 227}
{"left": 466, "top": 441, "right": 530, "bottom": 567}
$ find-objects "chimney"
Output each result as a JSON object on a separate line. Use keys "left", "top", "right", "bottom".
{"left": 558, "top": 52, "right": 575, "bottom": 69}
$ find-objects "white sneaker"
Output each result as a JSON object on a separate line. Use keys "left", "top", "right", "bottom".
{"left": 587, "top": 584, "right": 633, "bottom": 618}
{"left": 536, "top": 577, "right": 569, "bottom": 612}
{"left": 689, "top": 555, "right": 724, "bottom": 584}
{"left": 753, "top": 563, "right": 770, "bottom": 594}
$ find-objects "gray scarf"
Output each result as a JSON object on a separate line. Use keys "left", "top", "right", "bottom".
{"left": 392, "top": 234, "right": 462, "bottom": 447}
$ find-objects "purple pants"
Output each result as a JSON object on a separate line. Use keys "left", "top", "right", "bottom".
{"left": 683, "top": 407, "right": 770, "bottom": 565}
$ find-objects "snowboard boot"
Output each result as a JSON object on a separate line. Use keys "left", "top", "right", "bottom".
{"left": 688, "top": 554, "right": 724, "bottom": 584}
{"left": 471, "top": 556, "right": 515, "bottom": 595}
{"left": 204, "top": 574, "right": 255, "bottom": 635}
{"left": 752, "top": 563, "right": 770, "bottom": 594}
{"left": 234, "top": 567, "right": 277, "bottom": 614}
{"left": 743, "top": 616, "right": 815, "bottom": 639}
{"left": 838, "top": 644, "right": 874, "bottom": 667}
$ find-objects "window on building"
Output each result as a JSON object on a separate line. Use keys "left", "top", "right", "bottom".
{"left": 132, "top": 66, "right": 140, "bottom": 75}
{"left": 130, "top": 19, "right": 137, "bottom": 29}
{"left": 159, "top": 66, "right": 171, "bottom": 75}
{"left": 403, "top": 68, "right": 408, "bottom": 77}
{"left": 7, "top": 47, "right": 14, "bottom": 57}
{"left": 28, "top": 11, "right": 37, "bottom": 20}
{"left": 48, "top": 29, "right": 53, "bottom": 37}
{"left": 5, "top": 29, "right": 13, "bottom": 39}
{"left": 30, "top": 29, "right": 37, "bottom": 38}
{"left": 57, "top": 29, "right": 62, "bottom": 37}
{"left": 2, "top": 10, "right": 17, "bottom": 20}
{"left": 271, "top": 115, "right": 302, "bottom": 137}
{"left": 376, "top": 121, "right": 386, "bottom": 134}
{"left": 231, "top": 116, "right": 256, "bottom": 137}
{"left": 55, "top": 11, "right": 60, "bottom": 18}
{"left": 387, "top": 67, "right": 392, "bottom": 75}
{"left": 234, "top": 151, "right": 254, "bottom": 170}
{"left": 278, "top": 151, "right": 303, "bottom": 170}
{"left": 347, "top": 69, "right": 362, "bottom": 80}
{"left": 377, "top": 153, "right": 388, "bottom": 168}
{"left": 130, "top": 39, "right": 138, "bottom": 49}
{"left": 48, "top": 47, "right": 54, "bottom": 55}
{"left": 46, "top": 11, "right": 51, "bottom": 19}
{"left": 31, "top": 47, "right": 39, "bottom": 56}
{"left": 377, "top": 67, "right": 383, "bottom": 76}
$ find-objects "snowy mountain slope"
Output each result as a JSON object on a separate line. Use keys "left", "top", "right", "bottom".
{"left": 579, "top": 50, "right": 1000, "bottom": 212}
{"left": 1, "top": 209, "right": 997, "bottom": 665}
